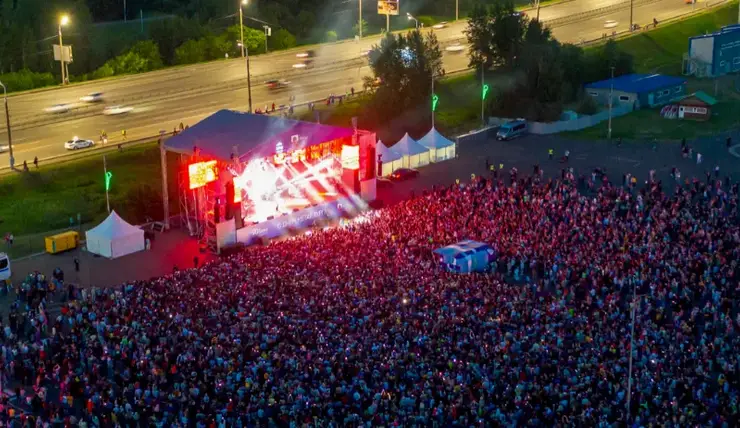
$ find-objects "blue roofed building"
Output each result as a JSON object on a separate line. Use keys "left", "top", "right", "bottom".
{"left": 684, "top": 24, "right": 740, "bottom": 77}
{"left": 585, "top": 73, "right": 687, "bottom": 110}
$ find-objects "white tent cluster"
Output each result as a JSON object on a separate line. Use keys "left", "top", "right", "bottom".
{"left": 377, "top": 127, "right": 456, "bottom": 177}
{"left": 85, "top": 211, "right": 146, "bottom": 259}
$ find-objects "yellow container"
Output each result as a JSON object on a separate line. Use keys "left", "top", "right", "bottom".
{"left": 44, "top": 231, "right": 79, "bottom": 254}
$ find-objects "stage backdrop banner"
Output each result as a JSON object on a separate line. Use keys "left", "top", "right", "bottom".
{"left": 236, "top": 196, "right": 366, "bottom": 242}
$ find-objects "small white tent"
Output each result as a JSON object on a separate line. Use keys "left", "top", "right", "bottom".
{"left": 376, "top": 140, "right": 403, "bottom": 177}
{"left": 85, "top": 211, "right": 146, "bottom": 259}
{"left": 418, "top": 127, "right": 456, "bottom": 162}
{"left": 393, "top": 133, "right": 430, "bottom": 169}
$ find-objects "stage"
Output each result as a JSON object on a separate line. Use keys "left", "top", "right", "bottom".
{"left": 163, "top": 110, "right": 377, "bottom": 251}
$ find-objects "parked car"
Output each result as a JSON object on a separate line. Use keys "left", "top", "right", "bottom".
{"left": 64, "top": 137, "right": 94, "bottom": 150}
{"left": 390, "top": 168, "right": 419, "bottom": 181}
{"left": 0, "top": 252, "right": 10, "bottom": 286}
{"left": 496, "top": 119, "right": 527, "bottom": 141}
{"left": 432, "top": 21, "right": 448, "bottom": 29}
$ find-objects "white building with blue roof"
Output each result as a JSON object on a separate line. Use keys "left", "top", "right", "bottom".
{"left": 585, "top": 73, "right": 686, "bottom": 110}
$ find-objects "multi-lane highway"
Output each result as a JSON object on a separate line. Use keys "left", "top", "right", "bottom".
{"left": 0, "top": 0, "right": 709, "bottom": 165}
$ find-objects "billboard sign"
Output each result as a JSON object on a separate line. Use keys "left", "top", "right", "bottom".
{"left": 53, "top": 45, "right": 73, "bottom": 63}
{"left": 378, "top": 0, "right": 399, "bottom": 15}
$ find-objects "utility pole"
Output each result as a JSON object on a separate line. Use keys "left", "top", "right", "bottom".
{"left": 246, "top": 47, "right": 253, "bottom": 113}
{"left": 124, "top": 0, "right": 127, "bottom": 22}
{"left": 0, "top": 81, "right": 13, "bottom": 169}
{"left": 456, "top": 0, "right": 459, "bottom": 21}
{"left": 431, "top": 72, "right": 435, "bottom": 128}
{"left": 239, "top": 0, "right": 247, "bottom": 58}
{"left": 160, "top": 137, "right": 170, "bottom": 229}
{"left": 386, "top": 14, "right": 390, "bottom": 33}
{"left": 104, "top": 155, "right": 111, "bottom": 214}
{"left": 537, "top": 0, "right": 541, "bottom": 21}
{"left": 607, "top": 66, "right": 614, "bottom": 140}
{"left": 630, "top": 0, "right": 634, "bottom": 31}
{"left": 58, "top": 17, "right": 68, "bottom": 85}
{"left": 359, "top": 0, "right": 363, "bottom": 39}
{"left": 264, "top": 26, "right": 270, "bottom": 53}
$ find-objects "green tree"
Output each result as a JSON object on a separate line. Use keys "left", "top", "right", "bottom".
{"left": 352, "top": 19, "right": 369, "bottom": 37}
{"left": 326, "top": 30, "right": 338, "bottom": 42}
{"left": 464, "top": 3, "right": 494, "bottom": 70}
{"left": 465, "top": 2, "right": 527, "bottom": 70}
{"left": 270, "top": 28, "right": 296, "bottom": 50}
{"left": 367, "top": 30, "right": 443, "bottom": 124}
{"left": 174, "top": 39, "right": 207, "bottom": 64}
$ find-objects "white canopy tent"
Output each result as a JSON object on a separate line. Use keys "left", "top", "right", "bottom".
{"left": 417, "top": 127, "right": 456, "bottom": 162}
{"left": 376, "top": 140, "right": 404, "bottom": 177}
{"left": 85, "top": 211, "right": 146, "bottom": 259}
{"left": 393, "top": 133, "right": 430, "bottom": 169}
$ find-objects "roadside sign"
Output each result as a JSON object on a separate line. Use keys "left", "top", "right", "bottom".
{"left": 378, "top": 0, "right": 399, "bottom": 15}
{"left": 53, "top": 45, "right": 73, "bottom": 63}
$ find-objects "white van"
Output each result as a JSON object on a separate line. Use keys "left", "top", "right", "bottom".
{"left": 0, "top": 252, "right": 10, "bottom": 285}
{"left": 496, "top": 119, "right": 528, "bottom": 141}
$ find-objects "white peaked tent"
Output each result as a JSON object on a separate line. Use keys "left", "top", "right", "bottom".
{"left": 417, "top": 127, "right": 456, "bottom": 162}
{"left": 376, "top": 140, "right": 404, "bottom": 177}
{"left": 393, "top": 133, "right": 430, "bottom": 169}
{"left": 85, "top": 211, "right": 146, "bottom": 259}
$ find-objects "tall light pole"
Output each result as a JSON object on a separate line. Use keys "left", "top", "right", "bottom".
{"left": 239, "top": 0, "right": 248, "bottom": 57}
{"left": 58, "top": 15, "right": 70, "bottom": 85}
{"left": 630, "top": 0, "right": 634, "bottom": 31}
{"left": 456, "top": 0, "right": 459, "bottom": 21}
{"left": 238, "top": 1, "right": 252, "bottom": 113}
{"left": 359, "top": 0, "right": 363, "bottom": 39}
{"left": 263, "top": 25, "right": 271, "bottom": 53}
{"left": 481, "top": 69, "right": 489, "bottom": 127}
{"left": 0, "top": 81, "right": 13, "bottom": 169}
{"left": 407, "top": 13, "right": 418, "bottom": 29}
{"left": 607, "top": 66, "right": 614, "bottom": 140}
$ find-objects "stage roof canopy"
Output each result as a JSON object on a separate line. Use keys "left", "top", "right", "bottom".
{"left": 164, "top": 110, "right": 356, "bottom": 161}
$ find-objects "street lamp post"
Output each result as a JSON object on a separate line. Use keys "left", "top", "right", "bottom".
{"left": 407, "top": 13, "right": 418, "bottom": 29}
{"left": 58, "top": 15, "right": 70, "bottom": 85}
{"left": 239, "top": 0, "right": 248, "bottom": 58}
{"left": 237, "top": 1, "right": 252, "bottom": 113}
{"left": 359, "top": 0, "right": 363, "bottom": 39}
{"left": 456, "top": 0, "right": 459, "bottom": 21}
{"left": 0, "top": 81, "right": 13, "bottom": 169}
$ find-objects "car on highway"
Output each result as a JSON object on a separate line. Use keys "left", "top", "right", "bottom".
{"left": 44, "top": 103, "right": 71, "bottom": 114}
{"left": 80, "top": 92, "right": 104, "bottom": 103}
{"left": 390, "top": 168, "right": 419, "bottom": 182}
{"left": 432, "top": 21, "right": 448, "bottom": 29}
{"left": 0, "top": 144, "right": 8, "bottom": 153}
{"left": 103, "top": 105, "right": 134, "bottom": 115}
{"left": 295, "top": 50, "right": 316, "bottom": 59}
{"left": 64, "top": 137, "right": 94, "bottom": 150}
{"left": 265, "top": 79, "right": 291, "bottom": 90}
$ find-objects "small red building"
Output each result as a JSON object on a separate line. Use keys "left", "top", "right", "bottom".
{"left": 676, "top": 91, "right": 716, "bottom": 121}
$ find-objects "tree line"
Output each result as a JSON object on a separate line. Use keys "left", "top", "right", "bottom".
{"left": 465, "top": 2, "right": 634, "bottom": 121}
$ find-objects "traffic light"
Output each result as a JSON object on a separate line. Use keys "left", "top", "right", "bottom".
{"left": 105, "top": 171, "right": 113, "bottom": 191}
{"left": 432, "top": 94, "right": 439, "bottom": 112}
{"left": 482, "top": 84, "right": 489, "bottom": 100}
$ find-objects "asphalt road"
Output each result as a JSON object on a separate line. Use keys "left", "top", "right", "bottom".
{"left": 0, "top": 0, "right": 704, "bottom": 165}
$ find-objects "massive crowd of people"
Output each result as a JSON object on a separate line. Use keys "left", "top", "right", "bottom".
{"left": 1, "top": 171, "right": 739, "bottom": 427}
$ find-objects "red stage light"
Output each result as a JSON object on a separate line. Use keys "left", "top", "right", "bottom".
{"left": 188, "top": 161, "right": 218, "bottom": 190}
